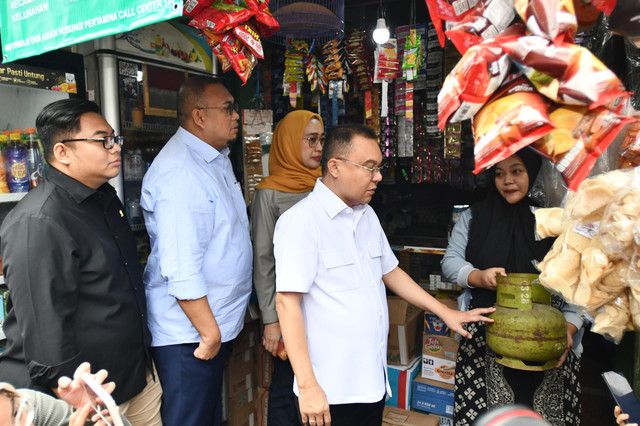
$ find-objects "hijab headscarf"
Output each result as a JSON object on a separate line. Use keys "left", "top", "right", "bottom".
{"left": 256, "top": 110, "right": 323, "bottom": 193}
{"left": 465, "top": 148, "right": 553, "bottom": 309}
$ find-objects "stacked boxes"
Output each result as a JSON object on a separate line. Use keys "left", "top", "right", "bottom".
{"left": 387, "top": 296, "right": 423, "bottom": 366}
{"left": 411, "top": 298, "right": 458, "bottom": 424}
{"left": 382, "top": 406, "right": 440, "bottom": 426}
{"left": 386, "top": 356, "right": 421, "bottom": 410}
{"left": 227, "top": 319, "right": 260, "bottom": 426}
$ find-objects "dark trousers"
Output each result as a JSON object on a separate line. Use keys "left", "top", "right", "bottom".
{"left": 296, "top": 397, "right": 386, "bottom": 426}
{"left": 268, "top": 356, "right": 299, "bottom": 426}
{"left": 153, "top": 342, "right": 231, "bottom": 426}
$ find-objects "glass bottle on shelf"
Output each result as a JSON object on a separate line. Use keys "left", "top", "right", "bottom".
{"left": 6, "top": 133, "right": 29, "bottom": 193}
{"left": 0, "top": 135, "right": 10, "bottom": 194}
{"left": 25, "top": 128, "right": 44, "bottom": 189}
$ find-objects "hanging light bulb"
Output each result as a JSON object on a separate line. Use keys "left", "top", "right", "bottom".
{"left": 373, "top": 17, "right": 390, "bottom": 44}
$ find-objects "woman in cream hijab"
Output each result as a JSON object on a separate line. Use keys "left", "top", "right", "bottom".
{"left": 250, "top": 110, "right": 324, "bottom": 426}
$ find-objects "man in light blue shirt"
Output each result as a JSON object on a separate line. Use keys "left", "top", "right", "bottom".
{"left": 140, "top": 76, "right": 252, "bottom": 426}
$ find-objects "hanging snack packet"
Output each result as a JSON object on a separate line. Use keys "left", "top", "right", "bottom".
{"left": 183, "top": 0, "right": 215, "bottom": 17}
{"left": 189, "top": 1, "right": 256, "bottom": 33}
{"left": 445, "top": 0, "right": 516, "bottom": 54}
{"left": 245, "top": 0, "right": 281, "bottom": 37}
{"left": 220, "top": 33, "right": 257, "bottom": 84}
{"left": 501, "top": 35, "right": 629, "bottom": 109}
{"left": 202, "top": 29, "right": 233, "bottom": 73}
{"left": 424, "top": 0, "right": 488, "bottom": 47}
{"left": 513, "top": 0, "right": 578, "bottom": 43}
{"left": 620, "top": 117, "right": 640, "bottom": 167}
{"left": 532, "top": 104, "right": 633, "bottom": 190}
{"left": 472, "top": 76, "right": 554, "bottom": 173}
{"left": 233, "top": 22, "right": 264, "bottom": 59}
{"left": 581, "top": 0, "right": 617, "bottom": 15}
{"left": 437, "top": 25, "right": 518, "bottom": 129}
{"left": 402, "top": 29, "right": 423, "bottom": 81}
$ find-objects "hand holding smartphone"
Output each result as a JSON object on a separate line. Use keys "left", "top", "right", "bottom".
{"left": 602, "top": 371, "right": 640, "bottom": 425}
{"left": 81, "top": 372, "right": 125, "bottom": 426}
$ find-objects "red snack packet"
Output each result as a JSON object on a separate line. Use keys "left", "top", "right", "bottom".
{"left": 220, "top": 33, "right": 257, "bottom": 84}
{"left": 620, "top": 117, "right": 640, "bottom": 166}
{"left": 472, "top": 76, "right": 555, "bottom": 173}
{"left": 203, "top": 29, "right": 233, "bottom": 73}
{"left": 513, "top": 0, "right": 578, "bottom": 43}
{"left": 183, "top": 0, "right": 215, "bottom": 17}
{"left": 445, "top": 0, "right": 517, "bottom": 54}
{"left": 581, "top": 0, "right": 617, "bottom": 15}
{"left": 532, "top": 104, "right": 633, "bottom": 190}
{"left": 438, "top": 24, "right": 524, "bottom": 129}
{"left": 233, "top": 22, "right": 264, "bottom": 59}
{"left": 245, "top": 0, "right": 281, "bottom": 37}
{"left": 189, "top": 1, "right": 256, "bottom": 33}
{"left": 424, "top": 0, "right": 485, "bottom": 47}
{"left": 500, "top": 35, "right": 630, "bottom": 109}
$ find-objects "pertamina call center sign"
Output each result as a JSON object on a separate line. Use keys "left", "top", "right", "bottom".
{"left": 1, "top": 0, "right": 183, "bottom": 63}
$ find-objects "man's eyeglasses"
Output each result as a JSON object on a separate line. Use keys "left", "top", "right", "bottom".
{"left": 303, "top": 135, "right": 325, "bottom": 148}
{"left": 60, "top": 135, "right": 124, "bottom": 150}
{"left": 196, "top": 102, "right": 239, "bottom": 117}
{"left": 0, "top": 389, "right": 34, "bottom": 426}
{"left": 337, "top": 158, "right": 388, "bottom": 179}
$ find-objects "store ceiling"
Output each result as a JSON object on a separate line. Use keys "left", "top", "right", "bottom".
{"left": 343, "top": 0, "right": 430, "bottom": 37}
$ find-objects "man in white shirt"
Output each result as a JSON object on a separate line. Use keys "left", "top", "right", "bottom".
{"left": 141, "top": 76, "right": 252, "bottom": 426}
{"left": 273, "top": 124, "right": 495, "bottom": 426}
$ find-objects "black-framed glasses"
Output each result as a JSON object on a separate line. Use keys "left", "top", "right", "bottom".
{"left": 60, "top": 135, "right": 124, "bottom": 150}
{"left": 303, "top": 135, "right": 325, "bottom": 148}
{"left": 196, "top": 102, "right": 239, "bottom": 117}
{"left": 337, "top": 158, "right": 388, "bottom": 178}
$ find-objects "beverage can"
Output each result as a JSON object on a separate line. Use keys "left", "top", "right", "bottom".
{"left": 6, "top": 133, "right": 29, "bottom": 193}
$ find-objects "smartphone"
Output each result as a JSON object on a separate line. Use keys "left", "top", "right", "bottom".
{"left": 81, "top": 372, "right": 125, "bottom": 426}
{"left": 602, "top": 371, "right": 640, "bottom": 424}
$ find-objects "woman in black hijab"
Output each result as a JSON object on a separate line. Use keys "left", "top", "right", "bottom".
{"left": 441, "top": 148, "right": 583, "bottom": 425}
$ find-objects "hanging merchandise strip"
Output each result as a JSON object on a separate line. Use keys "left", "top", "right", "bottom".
{"left": 381, "top": 81, "right": 389, "bottom": 118}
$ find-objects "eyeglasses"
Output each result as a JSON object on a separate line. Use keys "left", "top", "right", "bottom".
{"left": 303, "top": 135, "right": 325, "bottom": 148}
{"left": 0, "top": 389, "right": 34, "bottom": 426}
{"left": 337, "top": 158, "right": 388, "bottom": 178}
{"left": 60, "top": 135, "right": 124, "bottom": 150}
{"left": 196, "top": 102, "right": 239, "bottom": 117}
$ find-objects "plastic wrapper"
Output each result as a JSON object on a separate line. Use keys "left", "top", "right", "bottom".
{"left": 232, "top": 22, "right": 264, "bottom": 59}
{"left": 445, "top": 0, "right": 517, "bottom": 54}
{"left": 220, "top": 33, "right": 257, "bottom": 84}
{"left": 346, "top": 28, "right": 373, "bottom": 91}
{"left": 591, "top": 292, "right": 632, "bottom": 343}
{"left": 424, "top": 0, "right": 489, "bottom": 47}
{"left": 375, "top": 39, "right": 400, "bottom": 80}
{"left": 183, "top": 0, "right": 215, "bottom": 17}
{"left": 203, "top": 30, "right": 232, "bottom": 73}
{"left": 599, "top": 181, "right": 640, "bottom": 261}
{"left": 538, "top": 229, "right": 582, "bottom": 300}
{"left": 500, "top": 35, "right": 629, "bottom": 109}
{"left": 620, "top": 117, "right": 640, "bottom": 166}
{"left": 437, "top": 25, "right": 520, "bottom": 129}
{"left": 565, "top": 168, "right": 634, "bottom": 222}
{"left": 245, "top": 0, "right": 280, "bottom": 37}
{"left": 189, "top": 1, "right": 256, "bottom": 33}
{"left": 472, "top": 76, "right": 554, "bottom": 173}
{"left": 534, "top": 207, "right": 565, "bottom": 239}
{"left": 513, "top": 0, "right": 578, "bottom": 43}
{"left": 574, "top": 236, "right": 614, "bottom": 306}
{"left": 531, "top": 104, "right": 633, "bottom": 191}
{"left": 581, "top": 0, "right": 617, "bottom": 15}
{"left": 402, "top": 29, "right": 423, "bottom": 80}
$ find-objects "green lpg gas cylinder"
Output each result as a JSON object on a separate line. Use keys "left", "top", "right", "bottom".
{"left": 485, "top": 273, "right": 567, "bottom": 371}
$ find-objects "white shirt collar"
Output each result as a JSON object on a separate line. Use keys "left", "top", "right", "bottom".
{"left": 177, "top": 126, "right": 230, "bottom": 164}
{"left": 312, "top": 178, "right": 366, "bottom": 220}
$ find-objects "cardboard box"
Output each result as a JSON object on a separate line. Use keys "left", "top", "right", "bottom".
{"left": 227, "top": 349, "right": 254, "bottom": 397}
{"left": 382, "top": 405, "right": 440, "bottom": 426}
{"left": 386, "top": 356, "right": 421, "bottom": 410}
{"left": 421, "top": 334, "right": 458, "bottom": 384}
{"left": 233, "top": 320, "right": 260, "bottom": 355}
{"left": 256, "top": 386, "right": 269, "bottom": 426}
{"left": 435, "top": 415, "right": 453, "bottom": 426}
{"left": 387, "top": 297, "right": 423, "bottom": 366}
{"left": 228, "top": 387, "right": 256, "bottom": 426}
{"left": 412, "top": 377, "right": 455, "bottom": 417}
{"left": 254, "top": 346, "right": 274, "bottom": 389}
{"left": 423, "top": 299, "right": 457, "bottom": 337}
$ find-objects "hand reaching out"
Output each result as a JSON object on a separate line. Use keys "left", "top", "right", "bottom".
{"left": 56, "top": 362, "right": 115, "bottom": 410}
{"left": 469, "top": 267, "right": 507, "bottom": 290}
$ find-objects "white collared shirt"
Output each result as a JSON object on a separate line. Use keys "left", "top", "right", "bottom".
{"left": 274, "top": 179, "right": 399, "bottom": 404}
{"left": 141, "top": 127, "right": 253, "bottom": 347}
